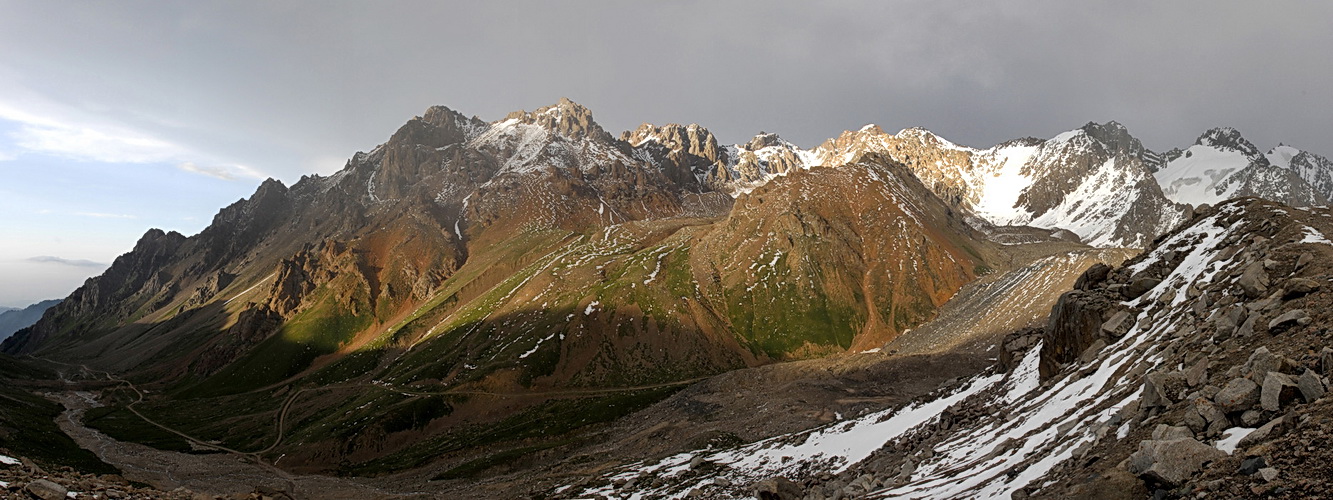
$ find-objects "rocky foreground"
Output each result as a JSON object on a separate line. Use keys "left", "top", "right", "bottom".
{"left": 558, "top": 198, "right": 1333, "bottom": 499}
{"left": 0, "top": 451, "right": 249, "bottom": 500}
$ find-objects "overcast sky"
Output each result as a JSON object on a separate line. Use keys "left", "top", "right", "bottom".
{"left": 1, "top": 1, "right": 1330, "bottom": 306}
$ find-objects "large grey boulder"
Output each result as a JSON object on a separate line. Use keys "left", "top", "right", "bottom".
{"left": 1244, "top": 347, "right": 1287, "bottom": 378}
{"left": 1298, "top": 369, "right": 1326, "bottom": 402}
{"left": 1212, "top": 305, "right": 1246, "bottom": 339}
{"left": 754, "top": 476, "right": 802, "bottom": 500}
{"left": 1126, "top": 438, "right": 1227, "bottom": 487}
{"left": 1282, "top": 277, "right": 1320, "bottom": 298}
{"left": 1238, "top": 261, "right": 1270, "bottom": 299}
{"left": 1237, "top": 416, "right": 1288, "bottom": 450}
{"left": 1101, "top": 310, "right": 1134, "bottom": 340}
{"left": 1267, "top": 309, "right": 1311, "bottom": 334}
{"left": 1261, "top": 372, "right": 1300, "bottom": 412}
{"left": 1214, "top": 377, "right": 1260, "bottom": 413}
{"left": 25, "top": 479, "right": 68, "bottom": 500}
{"left": 1182, "top": 399, "right": 1229, "bottom": 438}
{"left": 1143, "top": 371, "right": 1189, "bottom": 408}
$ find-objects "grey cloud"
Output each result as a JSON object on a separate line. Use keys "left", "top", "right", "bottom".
{"left": 27, "top": 256, "right": 107, "bottom": 268}
{"left": 0, "top": 0, "right": 1330, "bottom": 182}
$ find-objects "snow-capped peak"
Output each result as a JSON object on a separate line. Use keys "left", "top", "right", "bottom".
{"left": 1266, "top": 144, "right": 1302, "bottom": 169}
{"left": 1194, "top": 127, "right": 1260, "bottom": 157}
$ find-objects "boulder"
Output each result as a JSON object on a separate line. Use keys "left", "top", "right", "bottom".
{"left": 1240, "top": 410, "right": 1264, "bottom": 427}
{"left": 1244, "top": 347, "right": 1284, "bottom": 378}
{"left": 25, "top": 479, "right": 68, "bottom": 500}
{"left": 1322, "top": 347, "right": 1333, "bottom": 377}
{"left": 1282, "top": 278, "right": 1320, "bottom": 299}
{"left": 1181, "top": 399, "right": 1229, "bottom": 437}
{"left": 1267, "top": 309, "right": 1311, "bottom": 334}
{"left": 1260, "top": 372, "right": 1300, "bottom": 412}
{"left": 1101, "top": 310, "right": 1134, "bottom": 340}
{"left": 1296, "top": 251, "right": 1314, "bottom": 270}
{"left": 1186, "top": 361, "right": 1207, "bottom": 387}
{"left": 1236, "top": 314, "right": 1262, "bottom": 338}
{"left": 1126, "top": 438, "right": 1227, "bottom": 487}
{"left": 1238, "top": 456, "right": 1266, "bottom": 475}
{"left": 1075, "top": 263, "right": 1112, "bottom": 290}
{"left": 1238, "top": 261, "right": 1270, "bottom": 299}
{"left": 1236, "top": 416, "right": 1287, "bottom": 449}
{"left": 1258, "top": 467, "right": 1279, "bottom": 482}
{"left": 1298, "top": 369, "right": 1326, "bottom": 402}
{"left": 1142, "top": 371, "right": 1189, "bottom": 408}
{"left": 1212, "top": 305, "right": 1246, "bottom": 340}
{"left": 1041, "top": 291, "right": 1123, "bottom": 379}
{"left": 1125, "top": 277, "right": 1162, "bottom": 299}
{"left": 754, "top": 477, "right": 802, "bottom": 500}
{"left": 1079, "top": 338, "right": 1107, "bottom": 364}
{"left": 1213, "top": 378, "right": 1260, "bottom": 413}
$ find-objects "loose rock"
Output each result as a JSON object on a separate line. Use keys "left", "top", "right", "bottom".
{"left": 753, "top": 476, "right": 802, "bottom": 500}
{"left": 1267, "top": 309, "right": 1311, "bottom": 334}
{"left": 1214, "top": 378, "right": 1260, "bottom": 413}
{"left": 1297, "top": 369, "right": 1326, "bottom": 402}
{"left": 24, "top": 479, "right": 69, "bottom": 500}
{"left": 1260, "top": 372, "right": 1300, "bottom": 412}
{"left": 1126, "top": 438, "right": 1227, "bottom": 487}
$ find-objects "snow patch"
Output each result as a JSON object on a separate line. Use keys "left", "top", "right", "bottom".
{"left": 972, "top": 145, "right": 1038, "bottom": 224}
{"left": 1299, "top": 225, "right": 1331, "bottom": 245}
{"left": 0, "top": 454, "right": 17, "bottom": 465}
{"left": 1215, "top": 427, "right": 1256, "bottom": 455}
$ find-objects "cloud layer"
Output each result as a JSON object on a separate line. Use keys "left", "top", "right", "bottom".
{"left": 26, "top": 256, "right": 107, "bottom": 268}
{"left": 1, "top": 1, "right": 1329, "bottom": 181}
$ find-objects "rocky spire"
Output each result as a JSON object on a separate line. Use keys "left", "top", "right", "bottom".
{"left": 502, "top": 97, "right": 611, "bottom": 142}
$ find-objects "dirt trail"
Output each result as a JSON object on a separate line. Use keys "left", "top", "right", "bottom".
{"left": 51, "top": 391, "right": 429, "bottom": 499}
{"left": 36, "top": 359, "right": 427, "bottom": 500}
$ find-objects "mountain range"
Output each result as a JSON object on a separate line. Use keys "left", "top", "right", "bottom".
{"left": 0, "top": 299, "right": 59, "bottom": 341}
{"left": 2, "top": 98, "right": 1331, "bottom": 499}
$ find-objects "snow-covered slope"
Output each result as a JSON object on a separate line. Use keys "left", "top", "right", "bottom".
{"left": 1155, "top": 128, "right": 1328, "bottom": 207}
{"left": 1154, "top": 144, "right": 1251, "bottom": 206}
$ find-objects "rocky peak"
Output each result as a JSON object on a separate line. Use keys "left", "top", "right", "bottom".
{"left": 998, "top": 136, "right": 1045, "bottom": 148}
{"left": 743, "top": 132, "right": 789, "bottom": 151}
{"left": 132, "top": 228, "right": 187, "bottom": 254}
{"left": 894, "top": 127, "right": 955, "bottom": 147}
{"left": 1079, "top": 121, "right": 1147, "bottom": 159}
{"left": 858, "top": 124, "right": 886, "bottom": 136}
{"left": 420, "top": 105, "right": 481, "bottom": 130}
{"left": 621, "top": 122, "right": 727, "bottom": 165}
{"left": 1196, "top": 127, "right": 1261, "bottom": 157}
{"left": 501, "top": 97, "right": 611, "bottom": 142}
{"left": 389, "top": 105, "right": 486, "bottom": 149}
